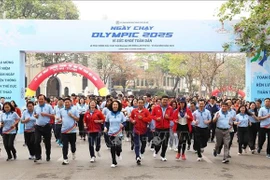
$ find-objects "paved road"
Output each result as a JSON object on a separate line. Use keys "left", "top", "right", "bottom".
{"left": 0, "top": 134, "right": 269, "bottom": 180}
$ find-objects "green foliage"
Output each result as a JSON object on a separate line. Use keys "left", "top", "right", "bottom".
{"left": 218, "top": 0, "right": 270, "bottom": 56}
{"left": 1, "top": 0, "right": 79, "bottom": 19}
{"left": 168, "top": 53, "right": 188, "bottom": 77}
{"left": 155, "top": 90, "right": 167, "bottom": 97}
{"left": 215, "top": 54, "right": 246, "bottom": 90}
{"left": 0, "top": 0, "right": 80, "bottom": 76}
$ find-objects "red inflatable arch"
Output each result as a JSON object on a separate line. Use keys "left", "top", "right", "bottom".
{"left": 211, "top": 86, "right": 245, "bottom": 98}
{"left": 25, "top": 63, "right": 109, "bottom": 97}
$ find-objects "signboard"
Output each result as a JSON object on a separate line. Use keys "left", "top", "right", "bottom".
{"left": 246, "top": 50, "right": 270, "bottom": 102}
{"left": 0, "top": 19, "right": 268, "bottom": 108}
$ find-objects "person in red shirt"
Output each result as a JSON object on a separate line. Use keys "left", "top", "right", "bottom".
{"left": 84, "top": 100, "right": 105, "bottom": 163}
{"left": 10, "top": 100, "right": 22, "bottom": 135}
{"left": 10, "top": 100, "right": 22, "bottom": 117}
{"left": 151, "top": 95, "right": 173, "bottom": 161}
{"left": 71, "top": 93, "right": 78, "bottom": 106}
{"left": 130, "top": 98, "right": 151, "bottom": 165}
{"left": 51, "top": 97, "right": 58, "bottom": 109}
{"left": 173, "top": 98, "right": 193, "bottom": 160}
{"left": 122, "top": 97, "right": 128, "bottom": 109}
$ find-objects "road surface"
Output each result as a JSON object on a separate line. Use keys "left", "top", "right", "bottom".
{"left": 0, "top": 134, "right": 269, "bottom": 180}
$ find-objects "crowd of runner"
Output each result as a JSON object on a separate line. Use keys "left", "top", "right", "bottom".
{"left": 0, "top": 93, "right": 269, "bottom": 167}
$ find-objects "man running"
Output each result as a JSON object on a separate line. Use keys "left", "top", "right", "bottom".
{"left": 151, "top": 95, "right": 173, "bottom": 161}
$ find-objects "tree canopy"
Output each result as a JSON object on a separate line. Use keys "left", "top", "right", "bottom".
{"left": 1, "top": 0, "right": 79, "bottom": 19}
{"left": 218, "top": 0, "right": 270, "bottom": 56}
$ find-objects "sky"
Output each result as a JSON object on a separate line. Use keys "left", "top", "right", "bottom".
{"left": 72, "top": 1, "right": 228, "bottom": 20}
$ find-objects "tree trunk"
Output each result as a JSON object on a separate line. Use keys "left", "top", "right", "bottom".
{"left": 188, "top": 79, "right": 193, "bottom": 96}
{"left": 207, "top": 83, "right": 213, "bottom": 97}
{"left": 172, "top": 76, "right": 180, "bottom": 93}
{"left": 121, "top": 79, "right": 127, "bottom": 93}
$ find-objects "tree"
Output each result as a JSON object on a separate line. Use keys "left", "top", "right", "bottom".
{"left": 88, "top": 53, "right": 117, "bottom": 85}
{"left": 168, "top": 53, "right": 189, "bottom": 94}
{"left": 136, "top": 53, "right": 170, "bottom": 89}
{"left": 218, "top": 0, "right": 270, "bottom": 56}
{"left": 197, "top": 53, "right": 225, "bottom": 97}
{"left": 111, "top": 53, "right": 142, "bottom": 93}
{"left": 1, "top": 0, "right": 80, "bottom": 72}
{"left": 1, "top": 0, "right": 79, "bottom": 19}
{"left": 214, "top": 54, "right": 246, "bottom": 96}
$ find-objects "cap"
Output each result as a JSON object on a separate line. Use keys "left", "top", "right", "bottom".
{"left": 179, "top": 97, "right": 186, "bottom": 103}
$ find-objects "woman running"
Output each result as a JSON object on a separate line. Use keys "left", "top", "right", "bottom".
{"left": 102, "top": 98, "right": 113, "bottom": 149}
{"left": 173, "top": 98, "right": 193, "bottom": 160}
{"left": 248, "top": 102, "right": 260, "bottom": 154}
{"left": 104, "top": 100, "right": 126, "bottom": 168}
{"left": 235, "top": 105, "right": 253, "bottom": 155}
{"left": 84, "top": 100, "right": 105, "bottom": 163}
{"left": 125, "top": 98, "right": 138, "bottom": 150}
{"left": 0, "top": 102, "right": 20, "bottom": 161}
{"left": 76, "top": 98, "right": 88, "bottom": 141}
{"left": 21, "top": 101, "right": 36, "bottom": 160}
{"left": 169, "top": 100, "right": 178, "bottom": 151}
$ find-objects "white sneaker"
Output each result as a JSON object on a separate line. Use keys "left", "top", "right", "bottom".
{"left": 96, "top": 151, "right": 101, "bottom": 157}
{"left": 29, "top": 156, "right": 35, "bottom": 160}
{"left": 161, "top": 157, "right": 167, "bottom": 161}
{"left": 140, "top": 153, "right": 144, "bottom": 159}
{"left": 150, "top": 148, "right": 154, "bottom": 152}
{"left": 125, "top": 137, "right": 129, "bottom": 142}
{"left": 136, "top": 157, "right": 141, "bottom": 165}
{"left": 62, "top": 159, "right": 69, "bottom": 165}
{"left": 197, "top": 157, "right": 202, "bottom": 162}
{"left": 34, "top": 158, "right": 41, "bottom": 163}
{"left": 117, "top": 155, "right": 122, "bottom": 161}
{"left": 90, "top": 157, "right": 95, "bottom": 163}
{"left": 168, "top": 147, "right": 172, "bottom": 151}
{"left": 111, "top": 164, "right": 117, "bottom": 168}
{"left": 174, "top": 148, "right": 178, "bottom": 152}
{"left": 238, "top": 153, "right": 242, "bottom": 155}
{"left": 153, "top": 152, "right": 157, "bottom": 158}
{"left": 72, "top": 153, "right": 76, "bottom": 160}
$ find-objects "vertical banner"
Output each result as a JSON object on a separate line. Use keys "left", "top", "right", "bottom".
{"left": 0, "top": 48, "right": 24, "bottom": 108}
{"left": 248, "top": 51, "right": 270, "bottom": 102}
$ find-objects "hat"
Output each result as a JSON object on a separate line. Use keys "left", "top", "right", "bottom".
{"left": 179, "top": 97, "right": 186, "bottom": 103}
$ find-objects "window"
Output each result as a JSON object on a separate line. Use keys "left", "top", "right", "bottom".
{"left": 145, "top": 80, "right": 148, "bottom": 86}
{"left": 82, "top": 77, "right": 88, "bottom": 90}
{"left": 25, "top": 76, "right": 27, "bottom": 88}
{"left": 171, "top": 78, "right": 174, "bottom": 87}
{"left": 83, "top": 56, "right": 88, "bottom": 66}
{"left": 141, "top": 79, "right": 144, "bottom": 86}
{"left": 64, "top": 87, "right": 69, "bottom": 97}
{"left": 136, "top": 79, "right": 140, "bottom": 86}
